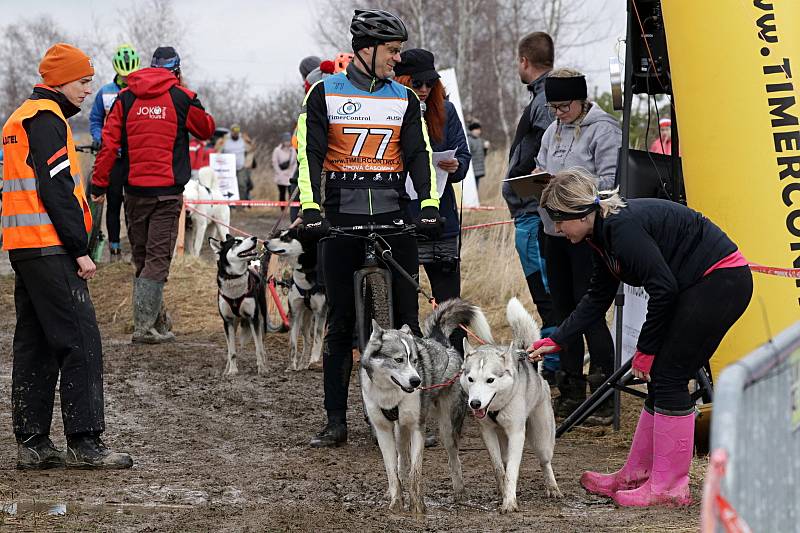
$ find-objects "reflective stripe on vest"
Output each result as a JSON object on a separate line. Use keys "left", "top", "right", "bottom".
{"left": 1, "top": 95, "right": 92, "bottom": 251}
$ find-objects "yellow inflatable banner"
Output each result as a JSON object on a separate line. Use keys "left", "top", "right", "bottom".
{"left": 661, "top": 0, "right": 800, "bottom": 376}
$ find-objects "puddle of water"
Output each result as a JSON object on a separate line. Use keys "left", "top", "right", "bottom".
{"left": 1, "top": 499, "right": 196, "bottom": 517}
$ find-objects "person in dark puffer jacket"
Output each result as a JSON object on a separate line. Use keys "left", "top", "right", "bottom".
{"left": 395, "top": 49, "right": 471, "bottom": 304}
{"left": 93, "top": 46, "right": 215, "bottom": 344}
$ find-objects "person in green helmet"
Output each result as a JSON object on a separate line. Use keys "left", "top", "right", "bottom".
{"left": 89, "top": 43, "right": 141, "bottom": 261}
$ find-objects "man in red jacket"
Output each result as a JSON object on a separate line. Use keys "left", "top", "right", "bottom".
{"left": 93, "top": 46, "right": 215, "bottom": 344}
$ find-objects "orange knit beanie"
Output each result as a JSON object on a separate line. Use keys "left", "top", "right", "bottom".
{"left": 38, "top": 43, "right": 94, "bottom": 86}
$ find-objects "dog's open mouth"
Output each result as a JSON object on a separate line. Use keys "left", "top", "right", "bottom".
{"left": 237, "top": 248, "right": 258, "bottom": 258}
{"left": 391, "top": 376, "right": 416, "bottom": 394}
{"left": 471, "top": 393, "right": 495, "bottom": 419}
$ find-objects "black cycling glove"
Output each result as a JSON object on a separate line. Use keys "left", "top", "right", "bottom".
{"left": 415, "top": 205, "right": 443, "bottom": 240}
{"left": 300, "top": 208, "right": 330, "bottom": 240}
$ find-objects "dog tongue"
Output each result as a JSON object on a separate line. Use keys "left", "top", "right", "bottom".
{"left": 473, "top": 408, "right": 487, "bottom": 419}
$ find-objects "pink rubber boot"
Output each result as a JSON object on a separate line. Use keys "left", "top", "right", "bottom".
{"left": 613, "top": 411, "right": 694, "bottom": 507}
{"left": 580, "top": 408, "right": 654, "bottom": 497}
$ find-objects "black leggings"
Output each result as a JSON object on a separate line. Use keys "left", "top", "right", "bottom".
{"left": 422, "top": 260, "right": 460, "bottom": 303}
{"left": 544, "top": 235, "right": 614, "bottom": 375}
{"left": 278, "top": 185, "right": 288, "bottom": 203}
{"left": 319, "top": 232, "right": 421, "bottom": 420}
{"left": 646, "top": 266, "right": 753, "bottom": 412}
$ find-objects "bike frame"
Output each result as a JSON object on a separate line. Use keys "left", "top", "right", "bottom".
{"left": 325, "top": 223, "right": 421, "bottom": 352}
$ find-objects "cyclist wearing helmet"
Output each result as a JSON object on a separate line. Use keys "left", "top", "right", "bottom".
{"left": 89, "top": 44, "right": 141, "bottom": 260}
{"left": 297, "top": 9, "right": 441, "bottom": 448}
{"left": 89, "top": 44, "right": 140, "bottom": 147}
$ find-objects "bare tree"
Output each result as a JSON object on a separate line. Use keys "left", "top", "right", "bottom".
{"left": 0, "top": 17, "right": 69, "bottom": 117}
{"left": 116, "top": 0, "right": 188, "bottom": 64}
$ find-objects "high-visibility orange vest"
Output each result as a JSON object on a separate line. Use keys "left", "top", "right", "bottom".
{"left": 2, "top": 97, "right": 92, "bottom": 251}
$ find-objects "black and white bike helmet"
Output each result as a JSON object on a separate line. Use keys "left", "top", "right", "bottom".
{"left": 350, "top": 9, "right": 408, "bottom": 43}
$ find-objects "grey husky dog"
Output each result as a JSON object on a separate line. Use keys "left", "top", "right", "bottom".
{"left": 460, "top": 297, "right": 562, "bottom": 513}
{"left": 360, "top": 298, "right": 493, "bottom": 516}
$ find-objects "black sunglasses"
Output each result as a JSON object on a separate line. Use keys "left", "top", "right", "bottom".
{"left": 412, "top": 80, "right": 437, "bottom": 89}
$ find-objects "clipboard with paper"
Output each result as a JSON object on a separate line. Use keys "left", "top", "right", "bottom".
{"left": 405, "top": 149, "right": 456, "bottom": 200}
{"left": 503, "top": 171, "right": 553, "bottom": 201}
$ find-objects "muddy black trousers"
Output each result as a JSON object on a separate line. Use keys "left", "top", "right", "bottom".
{"left": 646, "top": 266, "right": 753, "bottom": 412}
{"left": 11, "top": 255, "right": 105, "bottom": 439}
{"left": 319, "top": 231, "right": 421, "bottom": 422}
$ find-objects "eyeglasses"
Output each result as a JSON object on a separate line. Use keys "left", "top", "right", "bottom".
{"left": 546, "top": 101, "right": 573, "bottom": 113}
{"left": 412, "top": 80, "right": 437, "bottom": 89}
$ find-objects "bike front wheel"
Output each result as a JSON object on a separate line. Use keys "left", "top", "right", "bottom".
{"left": 355, "top": 268, "right": 393, "bottom": 352}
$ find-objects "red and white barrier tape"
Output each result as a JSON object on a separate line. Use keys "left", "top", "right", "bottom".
{"left": 461, "top": 220, "right": 514, "bottom": 231}
{"left": 184, "top": 204, "right": 262, "bottom": 243}
{"left": 182, "top": 205, "right": 800, "bottom": 280}
{"left": 701, "top": 449, "right": 752, "bottom": 533}
{"left": 747, "top": 262, "right": 800, "bottom": 279}
{"left": 184, "top": 199, "right": 299, "bottom": 207}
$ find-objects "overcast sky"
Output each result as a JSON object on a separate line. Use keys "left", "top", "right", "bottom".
{"left": 3, "top": 0, "right": 626, "bottom": 96}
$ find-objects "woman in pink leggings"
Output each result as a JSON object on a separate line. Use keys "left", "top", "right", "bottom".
{"left": 529, "top": 167, "right": 753, "bottom": 507}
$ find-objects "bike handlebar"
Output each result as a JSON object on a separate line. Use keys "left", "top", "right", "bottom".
{"left": 75, "top": 145, "right": 98, "bottom": 154}
{"left": 330, "top": 223, "right": 413, "bottom": 234}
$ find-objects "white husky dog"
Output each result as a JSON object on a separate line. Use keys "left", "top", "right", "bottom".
{"left": 184, "top": 166, "right": 231, "bottom": 256}
{"left": 266, "top": 230, "right": 326, "bottom": 371}
{"left": 361, "top": 298, "right": 494, "bottom": 516}
{"left": 460, "top": 297, "right": 562, "bottom": 513}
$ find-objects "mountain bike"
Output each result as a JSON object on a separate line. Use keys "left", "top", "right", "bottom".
{"left": 324, "top": 222, "right": 424, "bottom": 352}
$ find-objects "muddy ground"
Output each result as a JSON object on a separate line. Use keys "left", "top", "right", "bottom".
{"left": 0, "top": 210, "right": 702, "bottom": 532}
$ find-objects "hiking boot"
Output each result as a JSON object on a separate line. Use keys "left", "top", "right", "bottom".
{"left": 132, "top": 278, "right": 175, "bottom": 344}
{"left": 310, "top": 421, "right": 347, "bottom": 448}
{"left": 16, "top": 435, "right": 65, "bottom": 470}
{"left": 555, "top": 371, "right": 586, "bottom": 419}
{"left": 585, "top": 369, "right": 614, "bottom": 426}
{"left": 66, "top": 434, "right": 133, "bottom": 470}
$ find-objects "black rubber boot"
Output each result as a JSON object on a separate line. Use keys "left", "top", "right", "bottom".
{"left": 66, "top": 434, "right": 133, "bottom": 470}
{"left": 310, "top": 419, "right": 348, "bottom": 448}
{"left": 555, "top": 371, "right": 587, "bottom": 419}
{"left": 16, "top": 434, "right": 65, "bottom": 470}
{"left": 585, "top": 368, "right": 614, "bottom": 426}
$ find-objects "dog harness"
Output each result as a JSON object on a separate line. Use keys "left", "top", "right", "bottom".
{"left": 295, "top": 282, "right": 324, "bottom": 310}
{"left": 218, "top": 269, "right": 261, "bottom": 316}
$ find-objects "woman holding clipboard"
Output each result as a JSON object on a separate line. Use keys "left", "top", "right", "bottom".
{"left": 535, "top": 68, "right": 622, "bottom": 424}
{"left": 395, "top": 49, "right": 471, "bottom": 305}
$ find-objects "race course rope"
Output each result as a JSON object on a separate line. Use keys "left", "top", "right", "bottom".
{"left": 182, "top": 204, "right": 800, "bottom": 279}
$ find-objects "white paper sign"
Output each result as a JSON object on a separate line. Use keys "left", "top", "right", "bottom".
{"left": 405, "top": 149, "right": 455, "bottom": 200}
{"left": 209, "top": 153, "right": 239, "bottom": 201}
{"left": 611, "top": 284, "right": 650, "bottom": 364}
{"left": 439, "top": 68, "right": 480, "bottom": 207}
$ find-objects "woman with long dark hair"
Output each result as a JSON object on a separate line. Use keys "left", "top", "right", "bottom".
{"left": 394, "top": 49, "right": 471, "bottom": 304}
